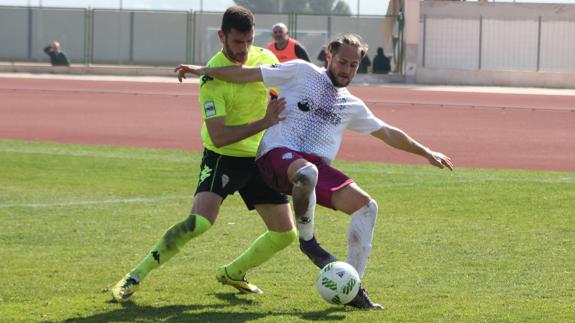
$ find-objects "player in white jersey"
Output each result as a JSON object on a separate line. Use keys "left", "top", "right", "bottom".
{"left": 255, "top": 60, "right": 386, "bottom": 163}
{"left": 176, "top": 33, "right": 454, "bottom": 309}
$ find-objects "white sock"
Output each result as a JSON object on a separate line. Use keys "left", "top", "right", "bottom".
{"left": 295, "top": 191, "right": 315, "bottom": 241}
{"left": 291, "top": 164, "right": 318, "bottom": 241}
{"left": 346, "top": 200, "right": 378, "bottom": 278}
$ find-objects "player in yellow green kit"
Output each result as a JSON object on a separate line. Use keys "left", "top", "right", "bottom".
{"left": 112, "top": 6, "right": 297, "bottom": 302}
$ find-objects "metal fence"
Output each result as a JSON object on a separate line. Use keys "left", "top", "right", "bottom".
{"left": 421, "top": 15, "right": 575, "bottom": 73}
{"left": 0, "top": 6, "right": 402, "bottom": 71}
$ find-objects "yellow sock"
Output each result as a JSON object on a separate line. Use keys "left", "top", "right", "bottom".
{"left": 130, "top": 214, "right": 211, "bottom": 280}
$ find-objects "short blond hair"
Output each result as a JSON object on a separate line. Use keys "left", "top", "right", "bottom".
{"left": 327, "top": 33, "right": 368, "bottom": 58}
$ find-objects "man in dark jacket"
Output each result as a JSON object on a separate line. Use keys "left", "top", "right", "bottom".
{"left": 372, "top": 47, "right": 391, "bottom": 74}
{"left": 43, "top": 41, "right": 70, "bottom": 66}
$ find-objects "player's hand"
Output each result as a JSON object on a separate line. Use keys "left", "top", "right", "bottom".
{"left": 174, "top": 64, "right": 206, "bottom": 83}
{"left": 426, "top": 151, "right": 454, "bottom": 171}
{"left": 263, "top": 97, "right": 286, "bottom": 127}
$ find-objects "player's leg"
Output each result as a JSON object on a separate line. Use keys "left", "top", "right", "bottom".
{"left": 131, "top": 192, "right": 220, "bottom": 280}
{"left": 287, "top": 159, "right": 318, "bottom": 241}
{"left": 331, "top": 182, "right": 382, "bottom": 310}
{"left": 256, "top": 148, "right": 337, "bottom": 269}
{"left": 287, "top": 159, "right": 339, "bottom": 268}
{"left": 217, "top": 171, "right": 297, "bottom": 294}
{"left": 331, "top": 183, "right": 377, "bottom": 278}
{"left": 111, "top": 193, "right": 218, "bottom": 302}
{"left": 257, "top": 147, "right": 317, "bottom": 235}
{"left": 111, "top": 149, "right": 226, "bottom": 302}
{"left": 298, "top": 159, "right": 367, "bottom": 270}
{"left": 218, "top": 203, "right": 296, "bottom": 294}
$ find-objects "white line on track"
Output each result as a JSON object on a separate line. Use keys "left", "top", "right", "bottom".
{"left": 0, "top": 86, "right": 197, "bottom": 97}
{"left": 2, "top": 86, "right": 572, "bottom": 112}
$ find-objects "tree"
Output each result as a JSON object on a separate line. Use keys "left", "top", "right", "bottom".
{"left": 283, "top": 0, "right": 311, "bottom": 14}
{"left": 332, "top": 1, "right": 352, "bottom": 15}
{"left": 233, "top": 0, "right": 277, "bottom": 13}
{"left": 233, "top": 0, "right": 351, "bottom": 15}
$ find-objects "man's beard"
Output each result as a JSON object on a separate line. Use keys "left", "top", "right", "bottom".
{"left": 223, "top": 42, "right": 247, "bottom": 64}
{"left": 327, "top": 68, "right": 350, "bottom": 88}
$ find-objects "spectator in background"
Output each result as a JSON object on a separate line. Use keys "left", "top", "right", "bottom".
{"left": 357, "top": 53, "right": 371, "bottom": 74}
{"left": 267, "top": 23, "right": 310, "bottom": 63}
{"left": 317, "top": 45, "right": 327, "bottom": 68}
{"left": 372, "top": 47, "right": 391, "bottom": 74}
{"left": 43, "top": 41, "right": 70, "bottom": 66}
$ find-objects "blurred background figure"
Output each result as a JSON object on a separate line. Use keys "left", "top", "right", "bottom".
{"left": 317, "top": 45, "right": 327, "bottom": 68}
{"left": 267, "top": 22, "right": 310, "bottom": 62}
{"left": 43, "top": 41, "right": 70, "bottom": 66}
{"left": 357, "top": 53, "right": 371, "bottom": 74}
{"left": 372, "top": 47, "right": 391, "bottom": 74}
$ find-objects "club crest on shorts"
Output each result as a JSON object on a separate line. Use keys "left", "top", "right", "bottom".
{"left": 282, "top": 152, "right": 293, "bottom": 160}
{"left": 221, "top": 174, "right": 229, "bottom": 188}
{"left": 203, "top": 101, "right": 216, "bottom": 117}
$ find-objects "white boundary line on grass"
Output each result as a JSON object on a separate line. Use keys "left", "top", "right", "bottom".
{"left": 0, "top": 146, "right": 196, "bottom": 163}
{"left": 0, "top": 195, "right": 191, "bottom": 209}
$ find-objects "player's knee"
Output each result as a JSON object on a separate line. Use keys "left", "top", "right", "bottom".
{"left": 163, "top": 214, "right": 211, "bottom": 251}
{"left": 183, "top": 214, "right": 212, "bottom": 237}
{"left": 268, "top": 227, "right": 298, "bottom": 250}
{"left": 346, "top": 193, "right": 373, "bottom": 214}
{"left": 366, "top": 199, "right": 378, "bottom": 218}
{"left": 292, "top": 164, "right": 319, "bottom": 191}
{"left": 362, "top": 199, "right": 378, "bottom": 229}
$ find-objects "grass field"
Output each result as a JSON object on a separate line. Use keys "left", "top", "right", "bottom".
{"left": 1, "top": 140, "right": 573, "bottom": 322}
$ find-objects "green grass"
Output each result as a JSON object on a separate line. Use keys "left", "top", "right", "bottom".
{"left": 1, "top": 140, "right": 573, "bottom": 322}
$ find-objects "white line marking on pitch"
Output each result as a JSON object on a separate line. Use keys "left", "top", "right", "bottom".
{"left": 0, "top": 146, "right": 196, "bottom": 163}
{"left": 0, "top": 195, "right": 191, "bottom": 209}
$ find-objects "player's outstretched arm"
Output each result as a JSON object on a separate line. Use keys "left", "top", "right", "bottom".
{"left": 175, "top": 64, "right": 263, "bottom": 83}
{"left": 371, "top": 126, "right": 454, "bottom": 170}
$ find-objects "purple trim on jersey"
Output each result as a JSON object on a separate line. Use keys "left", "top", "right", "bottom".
{"left": 256, "top": 147, "right": 353, "bottom": 209}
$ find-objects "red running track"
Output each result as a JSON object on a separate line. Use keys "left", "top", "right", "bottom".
{"left": 1, "top": 77, "right": 574, "bottom": 172}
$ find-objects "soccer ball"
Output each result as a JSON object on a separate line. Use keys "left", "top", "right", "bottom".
{"left": 316, "top": 261, "right": 360, "bottom": 305}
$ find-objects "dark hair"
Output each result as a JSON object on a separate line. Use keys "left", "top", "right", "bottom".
{"left": 221, "top": 6, "right": 255, "bottom": 35}
{"left": 327, "top": 33, "right": 369, "bottom": 58}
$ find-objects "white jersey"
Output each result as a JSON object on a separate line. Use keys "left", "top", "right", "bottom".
{"left": 257, "top": 59, "right": 387, "bottom": 163}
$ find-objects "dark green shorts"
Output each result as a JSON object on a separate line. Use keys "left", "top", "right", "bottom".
{"left": 195, "top": 149, "right": 288, "bottom": 210}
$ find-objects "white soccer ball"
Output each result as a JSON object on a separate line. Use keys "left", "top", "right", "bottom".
{"left": 316, "top": 261, "right": 360, "bottom": 305}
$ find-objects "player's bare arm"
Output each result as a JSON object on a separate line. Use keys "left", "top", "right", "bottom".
{"left": 371, "top": 125, "right": 454, "bottom": 170}
{"left": 175, "top": 64, "right": 263, "bottom": 83}
{"left": 205, "top": 97, "right": 286, "bottom": 148}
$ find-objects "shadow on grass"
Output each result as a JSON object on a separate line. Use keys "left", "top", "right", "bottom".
{"left": 62, "top": 292, "right": 348, "bottom": 322}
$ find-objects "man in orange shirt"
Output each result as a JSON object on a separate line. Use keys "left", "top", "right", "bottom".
{"left": 267, "top": 23, "right": 311, "bottom": 63}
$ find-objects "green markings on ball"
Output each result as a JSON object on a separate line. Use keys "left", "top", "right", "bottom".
{"left": 342, "top": 278, "right": 357, "bottom": 295}
{"left": 321, "top": 277, "right": 338, "bottom": 291}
